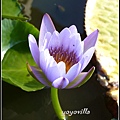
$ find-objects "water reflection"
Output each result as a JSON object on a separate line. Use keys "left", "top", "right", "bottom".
{"left": 26, "top": 0, "right": 87, "bottom": 40}
{"left": 32, "top": 0, "right": 86, "bottom": 32}
{"left": 3, "top": 75, "right": 112, "bottom": 120}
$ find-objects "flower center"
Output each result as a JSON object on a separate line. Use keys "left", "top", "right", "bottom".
{"left": 49, "top": 46, "right": 79, "bottom": 73}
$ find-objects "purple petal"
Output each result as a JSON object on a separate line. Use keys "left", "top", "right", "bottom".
{"left": 39, "top": 13, "right": 56, "bottom": 48}
{"left": 39, "top": 50, "right": 47, "bottom": 73}
{"left": 28, "top": 34, "right": 40, "bottom": 67}
{"left": 52, "top": 77, "right": 69, "bottom": 89}
{"left": 69, "top": 25, "right": 78, "bottom": 33}
{"left": 59, "top": 28, "right": 71, "bottom": 50}
{"left": 65, "top": 62, "right": 81, "bottom": 82}
{"left": 83, "top": 29, "right": 99, "bottom": 53}
{"left": 28, "top": 65, "right": 51, "bottom": 86}
{"left": 40, "top": 49, "right": 58, "bottom": 75}
{"left": 80, "top": 47, "right": 95, "bottom": 71}
{"left": 69, "top": 33, "right": 83, "bottom": 56}
{"left": 48, "top": 30, "right": 60, "bottom": 49}
{"left": 47, "top": 56, "right": 58, "bottom": 67}
{"left": 57, "top": 61, "right": 66, "bottom": 76}
{"left": 46, "top": 63, "right": 60, "bottom": 83}
{"left": 45, "top": 56, "right": 60, "bottom": 82}
{"left": 39, "top": 49, "right": 51, "bottom": 72}
{"left": 66, "top": 66, "right": 95, "bottom": 88}
{"left": 42, "top": 32, "right": 51, "bottom": 50}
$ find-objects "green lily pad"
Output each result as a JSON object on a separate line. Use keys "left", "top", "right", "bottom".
{"left": 2, "top": 18, "right": 45, "bottom": 91}
{"left": 2, "top": 19, "right": 39, "bottom": 60}
{"left": 2, "top": 41, "right": 45, "bottom": 92}
{"left": 2, "top": 0, "right": 22, "bottom": 16}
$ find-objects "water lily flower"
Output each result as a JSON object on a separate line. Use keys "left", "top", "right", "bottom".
{"left": 27, "top": 13, "right": 99, "bottom": 89}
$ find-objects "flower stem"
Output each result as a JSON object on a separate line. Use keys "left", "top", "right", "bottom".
{"left": 51, "top": 87, "right": 66, "bottom": 120}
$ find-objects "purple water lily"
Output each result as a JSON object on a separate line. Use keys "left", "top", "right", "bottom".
{"left": 27, "top": 13, "right": 99, "bottom": 89}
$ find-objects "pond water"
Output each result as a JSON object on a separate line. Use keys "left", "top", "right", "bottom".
{"left": 2, "top": 0, "right": 114, "bottom": 120}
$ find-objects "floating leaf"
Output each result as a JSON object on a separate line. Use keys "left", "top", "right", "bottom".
{"left": 2, "top": 41, "right": 45, "bottom": 92}
{"left": 2, "top": 0, "right": 22, "bottom": 16}
{"left": 85, "top": 0, "right": 119, "bottom": 108}
{"left": 2, "top": 19, "right": 39, "bottom": 60}
{"left": 85, "top": 0, "right": 118, "bottom": 83}
{"left": 2, "top": 18, "right": 44, "bottom": 91}
{"left": 2, "top": 0, "right": 27, "bottom": 20}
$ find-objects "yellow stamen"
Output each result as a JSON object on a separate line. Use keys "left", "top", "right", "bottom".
{"left": 49, "top": 47, "right": 78, "bottom": 73}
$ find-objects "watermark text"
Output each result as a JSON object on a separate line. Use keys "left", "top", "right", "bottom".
{"left": 63, "top": 108, "right": 90, "bottom": 116}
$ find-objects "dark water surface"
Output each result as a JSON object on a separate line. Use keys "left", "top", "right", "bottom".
{"left": 3, "top": 0, "right": 113, "bottom": 120}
